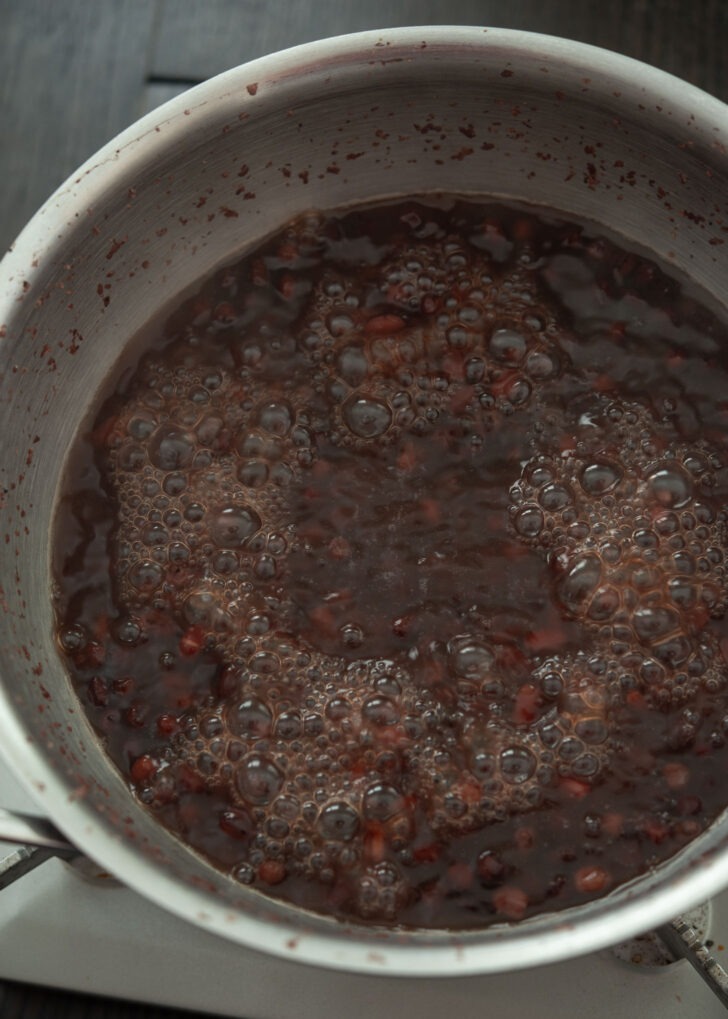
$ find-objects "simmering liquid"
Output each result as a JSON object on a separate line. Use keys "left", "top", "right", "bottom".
{"left": 53, "top": 198, "right": 728, "bottom": 928}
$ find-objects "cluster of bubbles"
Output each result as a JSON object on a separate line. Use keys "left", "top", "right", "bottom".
{"left": 509, "top": 396, "right": 728, "bottom": 709}
{"left": 139, "top": 632, "right": 622, "bottom": 916}
{"left": 106, "top": 358, "right": 318, "bottom": 662}
{"left": 409, "top": 646, "right": 616, "bottom": 838}
{"left": 301, "top": 234, "right": 564, "bottom": 453}
{"left": 106, "top": 225, "right": 572, "bottom": 670}
{"left": 144, "top": 653, "right": 428, "bottom": 917}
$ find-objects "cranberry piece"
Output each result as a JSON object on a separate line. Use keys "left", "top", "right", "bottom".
{"left": 179, "top": 626, "right": 205, "bottom": 656}
{"left": 493, "top": 885, "right": 528, "bottom": 920}
{"left": 130, "top": 755, "right": 157, "bottom": 784}
{"left": 574, "top": 865, "right": 610, "bottom": 894}
{"left": 219, "top": 807, "right": 253, "bottom": 841}
{"left": 87, "top": 676, "right": 109, "bottom": 707}
{"left": 477, "top": 850, "right": 506, "bottom": 886}
{"left": 258, "top": 860, "right": 287, "bottom": 885}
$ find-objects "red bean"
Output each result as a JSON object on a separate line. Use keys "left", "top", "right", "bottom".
{"left": 574, "top": 865, "right": 610, "bottom": 894}
{"left": 365, "top": 314, "right": 406, "bottom": 334}
{"left": 130, "top": 754, "right": 157, "bottom": 784}
{"left": 493, "top": 885, "right": 529, "bottom": 920}
{"left": 258, "top": 860, "right": 287, "bottom": 885}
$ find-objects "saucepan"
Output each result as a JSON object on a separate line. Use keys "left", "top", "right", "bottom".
{"left": 1, "top": 27, "right": 728, "bottom": 977}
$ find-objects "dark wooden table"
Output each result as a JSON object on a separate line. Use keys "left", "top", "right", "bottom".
{"left": 1, "top": 1, "right": 727, "bottom": 1016}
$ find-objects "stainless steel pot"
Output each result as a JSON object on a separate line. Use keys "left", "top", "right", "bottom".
{"left": 2, "top": 26, "right": 728, "bottom": 977}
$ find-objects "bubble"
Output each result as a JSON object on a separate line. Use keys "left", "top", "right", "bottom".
{"left": 267, "top": 817, "right": 290, "bottom": 839}
{"left": 275, "top": 710, "right": 302, "bottom": 739}
{"left": 664, "top": 578, "right": 693, "bottom": 607}
{"left": 127, "top": 560, "right": 163, "bottom": 592}
{"left": 557, "top": 555, "right": 602, "bottom": 615}
{"left": 229, "top": 696, "right": 273, "bottom": 737}
{"left": 250, "top": 651, "right": 280, "bottom": 675}
{"left": 58, "top": 623, "right": 87, "bottom": 654}
{"left": 271, "top": 462, "right": 293, "bottom": 486}
{"left": 445, "top": 326, "right": 470, "bottom": 349}
{"left": 514, "top": 505, "right": 544, "bottom": 538}
{"left": 489, "top": 328, "right": 527, "bottom": 364}
{"left": 647, "top": 463, "right": 692, "bottom": 508}
{"left": 303, "top": 712, "right": 324, "bottom": 736}
{"left": 572, "top": 754, "right": 600, "bottom": 777}
{"left": 142, "top": 521, "right": 168, "bottom": 546}
{"left": 258, "top": 401, "right": 294, "bottom": 436}
{"left": 580, "top": 461, "right": 622, "bottom": 495}
{"left": 114, "top": 615, "right": 143, "bottom": 645}
{"left": 325, "top": 696, "right": 351, "bottom": 720}
{"left": 458, "top": 304, "right": 481, "bottom": 325}
{"left": 362, "top": 696, "right": 399, "bottom": 727}
{"left": 342, "top": 395, "right": 392, "bottom": 438}
{"left": 375, "top": 672, "right": 402, "bottom": 698}
{"left": 338, "top": 346, "right": 369, "bottom": 387}
{"left": 587, "top": 586, "right": 620, "bottom": 621}
{"left": 196, "top": 414, "right": 224, "bottom": 445}
{"left": 213, "top": 550, "right": 238, "bottom": 574}
{"left": 254, "top": 555, "right": 277, "bottom": 580}
{"left": 148, "top": 424, "right": 196, "bottom": 470}
{"left": 539, "top": 483, "right": 572, "bottom": 511}
{"left": 465, "top": 356, "right": 485, "bottom": 383}
{"left": 268, "top": 533, "right": 288, "bottom": 555}
{"left": 574, "top": 718, "right": 608, "bottom": 744}
{"left": 356, "top": 862, "right": 408, "bottom": 920}
{"left": 163, "top": 472, "right": 187, "bottom": 496}
{"left": 184, "top": 502, "right": 205, "bottom": 523}
{"left": 505, "top": 377, "right": 532, "bottom": 406}
{"left": 672, "top": 551, "right": 696, "bottom": 575}
{"left": 327, "top": 312, "right": 355, "bottom": 337}
{"left": 633, "top": 606, "right": 680, "bottom": 643}
{"left": 210, "top": 505, "right": 262, "bottom": 547}
{"left": 500, "top": 745, "right": 537, "bottom": 784}
{"left": 238, "top": 460, "right": 269, "bottom": 487}
{"left": 235, "top": 754, "right": 283, "bottom": 805}
{"left": 363, "top": 783, "right": 405, "bottom": 820}
{"left": 233, "top": 862, "right": 255, "bottom": 884}
{"left": 654, "top": 511, "right": 680, "bottom": 535}
{"left": 118, "top": 443, "right": 145, "bottom": 471}
{"left": 449, "top": 636, "right": 495, "bottom": 678}
{"left": 183, "top": 590, "right": 229, "bottom": 628}
{"left": 525, "top": 350, "right": 557, "bottom": 379}
{"left": 339, "top": 622, "right": 365, "bottom": 649}
{"left": 317, "top": 801, "right": 360, "bottom": 841}
{"left": 169, "top": 541, "right": 190, "bottom": 563}
{"left": 127, "top": 413, "right": 156, "bottom": 440}
{"left": 652, "top": 633, "right": 692, "bottom": 666}
{"left": 540, "top": 671, "right": 563, "bottom": 698}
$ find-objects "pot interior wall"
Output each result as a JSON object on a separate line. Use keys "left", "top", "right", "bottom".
{"left": 2, "top": 30, "right": 728, "bottom": 972}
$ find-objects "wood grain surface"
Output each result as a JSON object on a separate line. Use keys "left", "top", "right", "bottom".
{"left": 1, "top": 1, "right": 727, "bottom": 1017}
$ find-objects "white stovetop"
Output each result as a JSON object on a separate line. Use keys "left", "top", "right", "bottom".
{"left": 0, "top": 755, "right": 725, "bottom": 1018}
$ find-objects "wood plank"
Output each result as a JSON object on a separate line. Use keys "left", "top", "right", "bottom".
{"left": 0, "top": 978, "right": 193, "bottom": 1019}
{"left": 150, "top": 0, "right": 728, "bottom": 101}
{"left": 0, "top": 0, "right": 159, "bottom": 254}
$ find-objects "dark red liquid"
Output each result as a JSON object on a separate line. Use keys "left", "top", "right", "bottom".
{"left": 53, "top": 198, "right": 728, "bottom": 928}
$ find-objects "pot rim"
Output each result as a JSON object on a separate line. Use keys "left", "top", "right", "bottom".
{"left": 2, "top": 25, "right": 728, "bottom": 976}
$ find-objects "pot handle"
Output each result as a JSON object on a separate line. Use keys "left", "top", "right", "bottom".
{"left": 657, "top": 917, "right": 728, "bottom": 1009}
{"left": 0, "top": 806, "right": 79, "bottom": 890}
